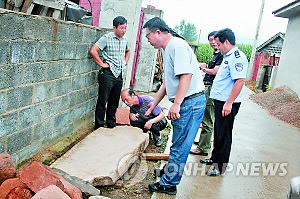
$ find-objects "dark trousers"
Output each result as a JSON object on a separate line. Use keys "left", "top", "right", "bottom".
{"left": 130, "top": 117, "right": 167, "bottom": 137}
{"left": 95, "top": 68, "right": 122, "bottom": 129}
{"left": 211, "top": 99, "right": 240, "bottom": 173}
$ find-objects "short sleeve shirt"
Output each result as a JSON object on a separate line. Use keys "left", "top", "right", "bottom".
{"left": 163, "top": 37, "right": 204, "bottom": 101}
{"left": 203, "top": 50, "right": 223, "bottom": 83}
{"left": 130, "top": 95, "right": 163, "bottom": 120}
{"left": 210, "top": 47, "right": 248, "bottom": 102}
{"left": 95, "top": 32, "right": 129, "bottom": 78}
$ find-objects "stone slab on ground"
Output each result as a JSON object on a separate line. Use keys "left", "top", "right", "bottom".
{"left": 51, "top": 126, "right": 149, "bottom": 186}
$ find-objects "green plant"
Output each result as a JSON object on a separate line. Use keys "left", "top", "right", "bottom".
{"left": 237, "top": 44, "right": 252, "bottom": 62}
{"left": 266, "top": 84, "right": 272, "bottom": 92}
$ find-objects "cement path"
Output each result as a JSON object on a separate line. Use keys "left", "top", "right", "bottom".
{"left": 153, "top": 87, "right": 300, "bottom": 199}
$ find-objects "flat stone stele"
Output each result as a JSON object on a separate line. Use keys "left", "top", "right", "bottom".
{"left": 51, "top": 126, "right": 149, "bottom": 186}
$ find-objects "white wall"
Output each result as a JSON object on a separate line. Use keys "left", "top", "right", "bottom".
{"left": 273, "top": 15, "right": 300, "bottom": 97}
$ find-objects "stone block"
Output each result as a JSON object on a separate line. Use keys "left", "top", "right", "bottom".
{"left": 51, "top": 126, "right": 149, "bottom": 186}
{"left": 116, "top": 107, "right": 130, "bottom": 125}
{"left": 56, "top": 78, "right": 71, "bottom": 96}
{"left": 0, "top": 91, "right": 5, "bottom": 114}
{"left": 19, "top": 104, "right": 42, "bottom": 129}
{"left": 53, "top": 168, "right": 101, "bottom": 198}
{"left": 0, "top": 64, "right": 22, "bottom": 90}
{"left": 34, "top": 81, "right": 56, "bottom": 103}
{"left": 19, "top": 162, "right": 82, "bottom": 199}
{"left": 5, "top": 187, "right": 33, "bottom": 199}
{"left": 77, "top": 89, "right": 89, "bottom": 104}
{"left": 56, "top": 23, "right": 69, "bottom": 41}
{"left": 7, "top": 128, "right": 31, "bottom": 154}
{"left": 44, "top": 98, "right": 62, "bottom": 119}
{"left": 69, "top": 105, "right": 84, "bottom": 122}
{"left": 79, "top": 59, "right": 92, "bottom": 74}
{"left": 37, "top": 41, "right": 56, "bottom": 61}
{"left": 0, "top": 112, "right": 17, "bottom": 137}
{"left": 0, "top": 14, "right": 25, "bottom": 40}
{"left": 0, "top": 178, "right": 27, "bottom": 199}
{"left": 75, "top": 44, "right": 89, "bottom": 60}
{"left": 11, "top": 40, "right": 37, "bottom": 64}
{"left": 24, "top": 17, "right": 53, "bottom": 41}
{"left": 54, "top": 112, "right": 69, "bottom": 129}
{"left": 72, "top": 75, "right": 85, "bottom": 91}
{"left": 33, "top": 119, "right": 53, "bottom": 141}
{"left": 0, "top": 154, "right": 16, "bottom": 185}
{"left": 57, "top": 43, "right": 75, "bottom": 60}
{"left": 22, "top": 63, "right": 46, "bottom": 84}
{"left": 32, "top": 185, "right": 71, "bottom": 199}
{"left": 85, "top": 72, "right": 97, "bottom": 87}
{"left": 82, "top": 28, "right": 97, "bottom": 43}
{"left": 16, "top": 142, "right": 41, "bottom": 164}
{"left": 88, "top": 84, "right": 98, "bottom": 98}
{"left": 7, "top": 86, "right": 33, "bottom": 111}
{"left": 0, "top": 139, "right": 5, "bottom": 153}
{"left": 47, "top": 62, "right": 64, "bottom": 81}
{"left": 68, "top": 26, "right": 83, "bottom": 43}
{"left": 0, "top": 41, "right": 9, "bottom": 64}
{"left": 61, "top": 123, "right": 73, "bottom": 137}
{"left": 65, "top": 60, "right": 79, "bottom": 77}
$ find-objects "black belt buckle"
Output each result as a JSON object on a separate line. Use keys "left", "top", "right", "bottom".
{"left": 204, "top": 81, "right": 212, "bottom": 86}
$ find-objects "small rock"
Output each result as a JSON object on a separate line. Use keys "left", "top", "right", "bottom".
{"left": 116, "top": 107, "right": 130, "bottom": 125}
{"left": 5, "top": 187, "right": 33, "bottom": 199}
{"left": 0, "top": 154, "right": 16, "bottom": 185}
{"left": 32, "top": 185, "right": 71, "bottom": 199}
{"left": 0, "top": 178, "right": 28, "bottom": 199}
{"left": 89, "top": 196, "right": 111, "bottom": 199}
{"left": 114, "top": 179, "right": 123, "bottom": 189}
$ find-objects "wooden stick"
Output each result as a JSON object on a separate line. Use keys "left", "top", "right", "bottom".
{"left": 143, "top": 153, "right": 169, "bottom": 161}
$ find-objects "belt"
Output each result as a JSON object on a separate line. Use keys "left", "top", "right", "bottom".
{"left": 170, "top": 91, "right": 204, "bottom": 103}
{"left": 203, "top": 81, "right": 212, "bottom": 86}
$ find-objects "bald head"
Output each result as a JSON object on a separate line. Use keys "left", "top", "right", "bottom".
{"left": 121, "top": 88, "right": 138, "bottom": 107}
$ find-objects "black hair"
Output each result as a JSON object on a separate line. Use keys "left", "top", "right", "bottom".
{"left": 128, "top": 87, "right": 136, "bottom": 96}
{"left": 143, "top": 17, "right": 170, "bottom": 33}
{"left": 208, "top": 31, "right": 217, "bottom": 40}
{"left": 214, "top": 28, "right": 236, "bottom": 45}
{"left": 113, "top": 16, "right": 127, "bottom": 28}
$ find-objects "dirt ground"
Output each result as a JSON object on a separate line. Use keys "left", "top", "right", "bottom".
{"left": 249, "top": 86, "right": 300, "bottom": 128}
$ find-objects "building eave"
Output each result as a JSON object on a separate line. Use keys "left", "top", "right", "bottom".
{"left": 272, "top": 0, "right": 300, "bottom": 18}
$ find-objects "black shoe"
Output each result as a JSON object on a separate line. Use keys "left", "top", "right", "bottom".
{"left": 200, "top": 158, "right": 213, "bottom": 165}
{"left": 148, "top": 182, "right": 177, "bottom": 195}
{"left": 106, "top": 124, "right": 116, "bottom": 128}
{"left": 154, "top": 137, "right": 162, "bottom": 147}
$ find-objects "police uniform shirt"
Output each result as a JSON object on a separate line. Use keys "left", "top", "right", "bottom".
{"left": 210, "top": 47, "right": 248, "bottom": 102}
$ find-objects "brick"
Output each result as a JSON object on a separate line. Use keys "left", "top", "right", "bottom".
{"left": 19, "top": 162, "right": 82, "bottom": 199}
{"left": 32, "top": 185, "right": 71, "bottom": 199}
{"left": 19, "top": 104, "right": 42, "bottom": 129}
{"left": 47, "top": 62, "right": 64, "bottom": 80}
{"left": 69, "top": 105, "right": 84, "bottom": 122}
{"left": 33, "top": 119, "right": 53, "bottom": 141}
{"left": 56, "top": 78, "right": 71, "bottom": 96}
{"left": 7, "top": 86, "right": 33, "bottom": 111}
{"left": 57, "top": 43, "right": 75, "bottom": 60}
{"left": 61, "top": 123, "right": 73, "bottom": 137}
{"left": 7, "top": 128, "right": 32, "bottom": 154}
{"left": 0, "top": 41, "right": 9, "bottom": 64}
{"left": 22, "top": 63, "right": 46, "bottom": 84}
{"left": 88, "top": 84, "right": 98, "bottom": 98}
{"left": 24, "top": 16, "right": 53, "bottom": 41}
{"left": 77, "top": 89, "right": 89, "bottom": 104}
{"left": 68, "top": 92, "right": 77, "bottom": 108}
{"left": 0, "top": 64, "right": 22, "bottom": 90}
{"left": 54, "top": 112, "right": 69, "bottom": 129}
{"left": 61, "top": 95, "right": 71, "bottom": 111}
{"left": 0, "top": 91, "right": 5, "bottom": 114}
{"left": 44, "top": 97, "right": 62, "bottom": 119}
{"left": 78, "top": 59, "right": 92, "bottom": 74}
{"left": 11, "top": 40, "right": 37, "bottom": 63}
{"left": 85, "top": 71, "right": 97, "bottom": 87}
{"left": 85, "top": 99, "right": 95, "bottom": 115}
{"left": 0, "top": 138, "right": 5, "bottom": 153}
{"left": 0, "top": 112, "right": 17, "bottom": 137}
{"left": 56, "top": 23, "right": 69, "bottom": 41}
{"left": 16, "top": 142, "right": 41, "bottom": 164}
{"left": 0, "top": 14, "right": 25, "bottom": 40}
{"left": 82, "top": 28, "right": 96, "bottom": 43}
{"left": 116, "top": 107, "right": 130, "bottom": 125}
{"left": 34, "top": 81, "right": 56, "bottom": 103}
{"left": 0, "top": 154, "right": 16, "bottom": 185}
{"left": 5, "top": 187, "right": 33, "bottom": 199}
{"left": 37, "top": 42, "right": 56, "bottom": 61}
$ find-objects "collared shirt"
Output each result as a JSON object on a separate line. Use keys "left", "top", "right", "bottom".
{"left": 203, "top": 50, "right": 223, "bottom": 84}
{"left": 130, "top": 95, "right": 163, "bottom": 120}
{"left": 210, "top": 47, "right": 248, "bottom": 102}
{"left": 95, "top": 32, "right": 129, "bottom": 78}
{"left": 163, "top": 37, "right": 204, "bottom": 101}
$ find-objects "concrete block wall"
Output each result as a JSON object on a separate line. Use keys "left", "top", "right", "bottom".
{"left": 0, "top": 9, "right": 110, "bottom": 165}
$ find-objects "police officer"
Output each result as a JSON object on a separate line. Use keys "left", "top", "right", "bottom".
{"left": 200, "top": 28, "right": 248, "bottom": 176}
{"left": 190, "top": 31, "right": 223, "bottom": 156}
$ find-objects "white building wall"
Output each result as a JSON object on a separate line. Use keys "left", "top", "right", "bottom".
{"left": 273, "top": 15, "right": 300, "bottom": 97}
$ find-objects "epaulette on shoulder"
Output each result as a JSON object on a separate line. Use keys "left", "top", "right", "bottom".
{"left": 234, "top": 50, "right": 240, "bottom": 58}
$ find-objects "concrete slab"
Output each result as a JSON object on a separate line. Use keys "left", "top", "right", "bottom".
{"left": 51, "top": 126, "right": 149, "bottom": 186}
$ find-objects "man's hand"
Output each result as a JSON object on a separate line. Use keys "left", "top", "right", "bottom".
{"left": 129, "top": 113, "right": 139, "bottom": 121}
{"left": 145, "top": 103, "right": 155, "bottom": 116}
{"left": 102, "top": 62, "right": 110, "bottom": 68}
{"left": 168, "top": 103, "right": 180, "bottom": 120}
{"left": 199, "top": 63, "right": 207, "bottom": 70}
{"left": 144, "top": 120, "right": 153, "bottom": 130}
{"left": 222, "top": 102, "right": 232, "bottom": 117}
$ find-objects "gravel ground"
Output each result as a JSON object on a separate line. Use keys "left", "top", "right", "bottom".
{"left": 250, "top": 86, "right": 300, "bottom": 128}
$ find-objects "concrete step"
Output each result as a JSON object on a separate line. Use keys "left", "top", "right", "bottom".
{"left": 51, "top": 126, "right": 149, "bottom": 186}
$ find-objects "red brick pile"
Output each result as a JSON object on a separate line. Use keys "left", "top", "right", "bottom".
{"left": 0, "top": 154, "right": 82, "bottom": 199}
